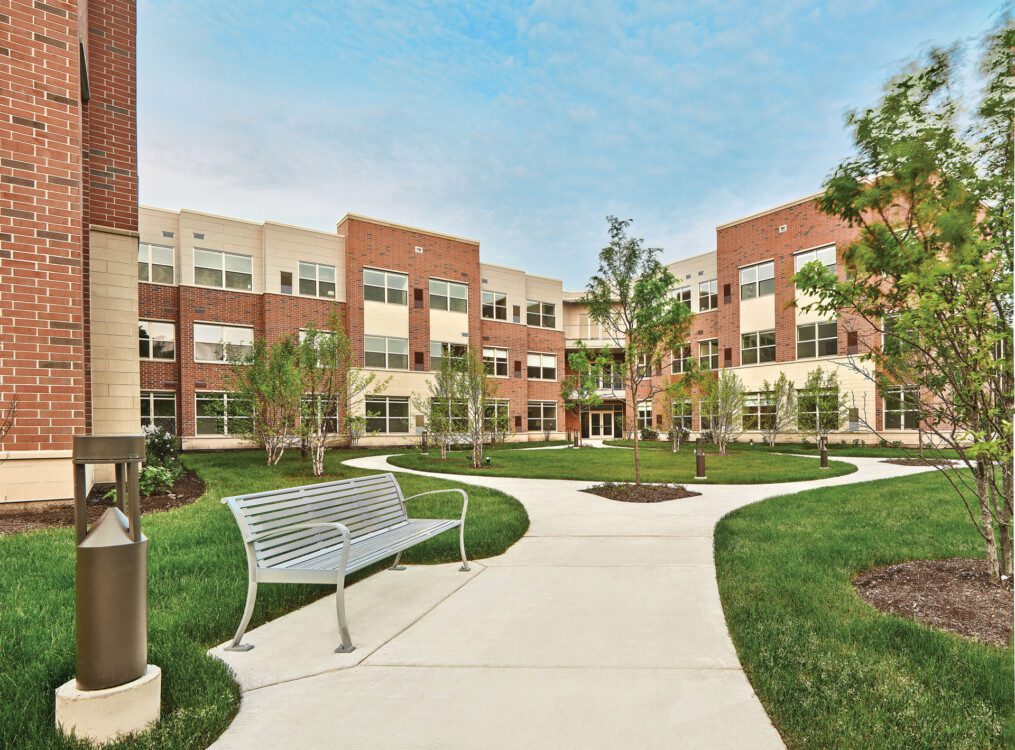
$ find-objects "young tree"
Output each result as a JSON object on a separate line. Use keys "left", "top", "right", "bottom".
{"left": 560, "top": 342, "right": 609, "bottom": 446}
{"left": 795, "top": 25, "right": 1014, "bottom": 578}
{"left": 760, "top": 372, "right": 797, "bottom": 447}
{"left": 227, "top": 336, "right": 303, "bottom": 465}
{"left": 299, "top": 310, "right": 387, "bottom": 476}
{"left": 699, "top": 370, "right": 746, "bottom": 455}
{"left": 413, "top": 352, "right": 467, "bottom": 460}
{"left": 585, "top": 216, "right": 693, "bottom": 483}
{"left": 796, "top": 367, "right": 847, "bottom": 444}
{"left": 660, "top": 359, "right": 705, "bottom": 453}
{"left": 461, "top": 349, "right": 495, "bottom": 468}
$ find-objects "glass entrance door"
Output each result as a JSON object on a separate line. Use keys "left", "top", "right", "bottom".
{"left": 589, "top": 410, "right": 613, "bottom": 438}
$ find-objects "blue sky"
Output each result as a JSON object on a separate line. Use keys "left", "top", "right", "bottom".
{"left": 138, "top": 1, "right": 1001, "bottom": 288}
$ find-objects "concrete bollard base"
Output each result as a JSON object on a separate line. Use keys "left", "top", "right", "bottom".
{"left": 56, "top": 664, "right": 161, "bottom": 745}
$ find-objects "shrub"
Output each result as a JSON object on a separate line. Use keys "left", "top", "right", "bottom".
{"left": 140, "top": 465, "right": 175, "bottom": 497}
{"left": 640, "top": 427, "right": 659, "bottom": 441}
{"left": 143, "top": 424, "right": 177, "bottom": 467}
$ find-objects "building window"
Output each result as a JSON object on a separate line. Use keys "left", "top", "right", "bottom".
{"left": 365, "top": 396, "right": 410, "bottom": 433}
{"left": 698, "top": 338, "right": 719, "bottom": 370}
{"left": 365, "top": 335, "right": 409, "bottom": 370}
{"left": 794, "top": 244, "right": 837, "bottom": 276}
{"left": 430, "top": 398, "right": 469, "bottom": 433}
{"left": 302, "top": 395, "right": 340, "bottom": 433}
{"left": 526, "top": 300, "right": 556, "bottom": 328}
{"left": 527, "top": 401, "right": 557, "bottom": 432}
{"left": 637, "top": 401, "right": 652, "bottom": 430}
{"left": 743, "top": 392, "right": 776, "bottom": 431}
{"left": 698, "top": 280, "right": 718, "bottom": 311}
{"left": 483, "top": 347, "right": 508, "bottom": 377}
{"left": 193, "top": 323, "right": 253, "bottom": 363}
{"left": 140, "top": 391, "right": 176, "bottom": 434}
{"left": 671, "top": 344, "right": 692, "bottom": 374}
{"left": 884, "top": 386, "right": 920, "bottom": 430}
{"left": 671, "top": 399, "right": 692, "bottom": 432}
{"left": 138, "top": 243, "right": 174, "bottom": 284}
{"left": 429, "top": 279, "right": 468, "bottom": 313}
{"left": 739, "top": 261, "right": 775, "bottom": 300}
{"left": 672, "top": 286, "right": 692, "bottom": 307}
{"left": 740, "top": 330, "right": 776, "bottom": 365}
{"left": 195, "top": 392, "right": 251, "bottom": 435}
{"left": 139, "top": 320, "right": 175, "bottom": 360}
{"left": 298, "top": 262, "right": 337, "bottom": 299}
{"left": 280, "top": 271, "right": 293, "bottom": 295}
{"left": 700, "top": 407, "right": 715, "bottom": 432}
{"left": 482, "top": 290, "right": 508, "bottom": 320}
{"left": 797, "top": 389, "right": 841, "bottom": 433}
{"left": 430, "top": 341, "right": 467, "bottom": 369}
{"left": 597, "top": 361, "right": 622, "bottom": 390}
{"left": 526, "top": 352, "right": 556, "bottom": 380}
{"left": 797, "top": 320, "right": 838, "bottom": 359}
{"left": 484, "top": 399, "right": 510, "bottom": 431}
{"left": 363, "top": 268, "right": 408, "bottom": 305}
{"left": 194, "top": 248, "right": 253, "bottom": 291}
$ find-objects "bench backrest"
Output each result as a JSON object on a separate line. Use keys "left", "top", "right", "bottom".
{"left": 222, "top": 473, "right": 408, "bottom": 567}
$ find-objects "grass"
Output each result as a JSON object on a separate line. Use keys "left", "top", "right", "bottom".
{"left": 388, "top": 443, "right": 857, "bottom": 484}
{"left": 606, "top": 438, "right": 961, "bottom": 459}
{"left": 714, "top": 470, "right": 1012, "bottom": 749}
{"left": 0, "top": 448, "right": 529, "bottom": 749}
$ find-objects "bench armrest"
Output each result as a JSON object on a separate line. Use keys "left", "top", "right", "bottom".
{"left": 247, "top": 521, "right": 351, "bottom": 545}
{"left": 403, "top": 488, "right": 469, "bottom": 524}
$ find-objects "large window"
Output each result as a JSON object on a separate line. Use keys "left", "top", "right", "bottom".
{"left": 138, "top": 243, "right": 174, "bottom": 284}
{"left": 797, "top": 320, "right": 837, "bottom": 359}
{"left": 484, "top": 399, "right": 510, "bottom": 432}
{"left": 429, "top": 279, "right": 468, "bottom": 312}
{"left": 672, "top": 286, "right": 692, "bottom": 307}
{"left": 482, "top": 290, "right": 507, "bottom": 321}
{"left": 741, "top": 330, "right": 775, "bottom": 365}
{"left": 526, "top": 352, "right": 556, "bottom": 380}
{"left": 430, "top": 398, "right": 469, "bottom": 433}
{"left": 430, "top": 341, "right": 467, "bottom": 369}
{"left": 597, "top": 361, "right": 622, "bottom": 390}
{"left": 194, "top": 249, "right": 253, "bottom": 291}
{"left": 884, "top": 385, "right": 920, "bottom": 430}
{"left": 298, "top": 261, "right": 336, "bottom": 299}
{"left": 527, "top": 401, "right": 557, "bottom": 432}
{"left": 363, "top": 268, "right": 408, "bottom": 305}
{"left": 794, "top": 244, "right": 836, "bottom": 276}
{"left": 365, "top": 335, "right": 409, "bottom": 369}
{"left": 196, "top": 392, "right": 251, "bottom": 435}
{"left": 671, "top": 344, "right": 692, "bottom": 374}
{"left": 526, "top": 300, "right": 556, "bottom": 328}
{"left": 483, "top": 347, "right": 508, "bottom": 377}
{"left": 671, "top": 399, "right": 692, "bottom": 432}
{"left": 193, "top": 323, "right": 253, "bottom": 363}
{"left": 637, "top": 401, "right": 653, "bottom": 430}
{"left": 698, "top": 338, "right": 719, "bottom": 370}
{"left": 139, "top": 320, "right": 175, "bottom": 360}
{"left": 140, "top": 391, "right": 176, "bottom": 434}
{"left": 365, "top": 396, "right": 410, "bottom": 433}
{"left": 301, "top": 395, "right": 340, "bottom": 433}
{"left": 698, "top": 280, "right": 718, "bottom": 311}
{"left": 743, "top": 392, "right": 775, "bottom": 431}
{"left": 739, "top": 261, "right": 774, "bottom": 300}
{"left": 797, "top": 389, "right": 841, "bottom": 433}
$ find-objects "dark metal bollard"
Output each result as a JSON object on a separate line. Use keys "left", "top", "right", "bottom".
{"left": 72, "top": 435, "right": 147, "bottom": 691}
{"left": 421, "top": 430, "right": 428, "bottom": 454}
{"left": 820, "top": 437, "right": 829, "bottom": 468}
{"left": 695, "top": 437, "right": 706, "bottom": 478}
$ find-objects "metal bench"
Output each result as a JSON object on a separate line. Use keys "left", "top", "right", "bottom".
{"left": 221, "top": 472, "right": 469, "bottom": 654}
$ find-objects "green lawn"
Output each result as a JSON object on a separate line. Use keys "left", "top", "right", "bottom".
{"left": 605, "top": 438, "right": 959, "bottom": 458}
{"left": 714, "top": 470, "right": 1012, "bottom": 749}
{"left": 388, "top": 443, "right": 857, "bottom": 483}
{"left": 0, "top": 449, "right": 529, "bottom": 749}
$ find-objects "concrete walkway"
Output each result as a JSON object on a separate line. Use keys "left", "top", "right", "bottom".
{"left": 210, "top": 454, "right": 936, "bottom": 749}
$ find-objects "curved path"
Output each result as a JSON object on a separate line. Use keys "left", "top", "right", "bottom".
{"left": 211, "top": 454, "right": 936, "bottom": 749}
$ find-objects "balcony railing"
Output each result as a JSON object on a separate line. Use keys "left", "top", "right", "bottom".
{"left": 563, "top": 324, "right": 623, "bottom": 348}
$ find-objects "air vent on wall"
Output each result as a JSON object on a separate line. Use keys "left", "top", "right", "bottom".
{"left": 414, "top": 246, "right": 424, "bottom": 254}
{"left": 193, "top": 232, "right": 204, "bottom": 240}
{"left": 778, "top": 225, "right": 787, "bottom": 234}
{"left": 162, "top": 231, "right": 174, "bottom": 238}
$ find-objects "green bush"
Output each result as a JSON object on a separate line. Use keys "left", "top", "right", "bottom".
{"left": 139, "top": 465, "right": 175, "bottom": 496}
{"left": 640, "top": 427, "right": 659, "bottom": 441}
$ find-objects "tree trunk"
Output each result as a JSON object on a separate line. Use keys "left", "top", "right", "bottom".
{"left": 996, "top": 462, "right": 1013, "bottom": 577}
{"left": 976, "top": 460, "right": 1000, "bottom": 580}
{"left": 631, "top": 387, "right": 641, "bottom": 485}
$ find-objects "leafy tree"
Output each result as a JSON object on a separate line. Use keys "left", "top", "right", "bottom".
{"left": 760, "top": 372, "right": 797, "bottom": 447}
{"left": 227, "top": 336, "right": 302, "bottom": 465}
{"left": 461, "top": 349, "right": 496, "bottom": 468}
{"left": 660, "top": 359, "right": 705, "bottom": 452}
{"left": 796, "top": 367, "right": 847, "bottom": 443}
{"left": 585, "top": 216, "right": 693, "bottom": 483}
{"left": 413, "top": 353, "right": 466, "bottom": 460}
{"left": 298, "top": 309, "right": 387, "bottom": 475}
{"left": 795, "top": 23, "right": 1014, "bottom": 578}
{"left": 699, "top": 370, "right": 745, "bottom": 455}
{"left": 560, "top": 342, "right": 610, "bottom": 446}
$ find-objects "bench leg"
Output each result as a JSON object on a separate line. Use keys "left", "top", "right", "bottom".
{"left": 389, "top": 551, "right": 406, "bottom": 571}
{"left": 334, "top": 580, "right": 355, "bottom": 654}
{"left": 225, "top": 579, "right": 257, "bottom": 652}
{"left": 459, "top": 523, "right": 470, "bottom": 572}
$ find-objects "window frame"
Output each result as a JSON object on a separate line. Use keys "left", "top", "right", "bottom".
{"left": 430, "top": 340, "right": 468, "bottom": 370}
{"left": 883, "top": 385, "right": 920, "bottom": 430}
{"left": 797, "top": 388, "right": 842, "bottom": 433}
{"left": 743, "top": 392, "right": 776, "bottom": 431}
{"left": 526, "top": 400, "right": 557, "bottom": 432}
{"left": 796, "top": 320, "right": 838, "bottom": 359}
{"left": 363, "top": 268, "right": 408, "bottom": 305}
{"left": 193, "top": 322, "right": 254, "bottom": 364}
{"left": 637, "top": 401, "right": 653, "bottom": 430}
{"left": 138, "top": 319, "right": 176, "bottom": 361}
{"left": 698, "top": 279, "right": 718, "bottom": 311}
{"left": 526, "top": 300, "right": 556, "bottom": 328}
{"left": 138, "top": 242, "right": 175, "bottom": 285}
{"left": 740, "top": 329, "right": 776, "bottom": 365}
{"left": 365, "top": 395, "right": 410, "bottom": 434}
{"left": 481, "top": 290, "right": 508, "bottom": 321}
{"left": 364, "top": 335, "right": 409, "bottom": 370}
{"left": 193, "top": 248, "right": 253, "bottom": 292}
{"left": 526, "top": 352, "right": 557, "bottom": 380}
{"left": 794, "top": 244, "right": 837, "bottom": 276}
{"left": 671, "top": 398, "right": 692, "bottom": 432}
{"left": 298, "top": 261, "right": 337, "bottom": 299}
{"left": 739, "top": 260, "right": 775, "bottom": 300}
{"left": 301, "top": 394, "right": 341, "bottom": 433}
{"left": 698, "top": 338, "right": 719, "bottom": 370}
{"left": 483, "top": 398, "right": 510, "bottom": 432}
{"left": 140, "top": 390, "right": 176, "bottom": 434}
{"left": 195, "top": 391, "right": 252, "bottom": 436}
{"left": 672, "top": 286, "right": 692, "bottom": 307}
{"left": 429, "top": 278, "right": 468, "bottom": 313}
{"left": 483, "top": 347, "right": 508, "bottom": 377}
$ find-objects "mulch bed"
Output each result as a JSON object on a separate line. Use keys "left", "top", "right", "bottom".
{"left": 854, "top": 557, "right": 1012, "bottom": 647}
{"left": 881, "top": 457, "right": 954, "bottom": 467}
{"left": 582, "top": 482, "right": 702, "bottom": 503}
{"left": 0, "top": 471, "right": 206, "bottom": 536}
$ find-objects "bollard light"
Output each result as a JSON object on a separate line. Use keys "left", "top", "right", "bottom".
{"left": 820, "top": 436, "right": 829, "bottom": 468}
{"left": 695, "top": 437, "right": 707, "bottom": 479}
